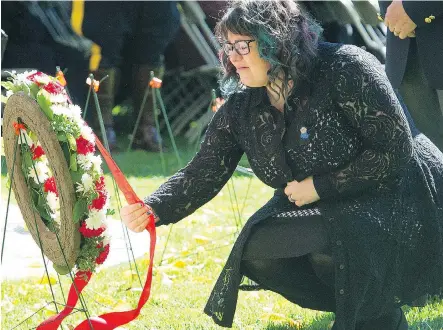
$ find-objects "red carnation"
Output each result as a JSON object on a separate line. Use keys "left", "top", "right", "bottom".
{"left": 31, "top": 144, "right": 45, "bottom": 160}
{"left": 96, "top": 243, "right": 110, "bottom": 265}
{"left": 27, "top": 72, "right": 47, "bottom": 86}
{"left": 44, "top": 177, "right": 58, "bottom": 196}
{"left": 89, "top": 191, "right": 107, "bottom": 211}
{"left": 79, "top": 221, "right": 105, "bottom": 238}
{"left": 76, "top": 136, "right": 95, "bottom": 155}
{"left": 43, "top": 81, "right": 64, "bottom": 95}
{"left": 95, "top": 176, "right": 106, "bottom": 192}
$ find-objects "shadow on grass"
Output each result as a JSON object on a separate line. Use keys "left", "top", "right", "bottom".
{"left": 265, "top": 312, "right": 334, "bottom": 330}
{"left": 265, "top": 315, "right": 443, "bottom": 330}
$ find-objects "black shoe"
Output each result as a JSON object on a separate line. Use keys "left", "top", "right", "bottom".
{"left": 105, "top": 126, "right": 119, "bottom": 152}
{"left": 140, "top": 124, "right": 164, "bottom": 152}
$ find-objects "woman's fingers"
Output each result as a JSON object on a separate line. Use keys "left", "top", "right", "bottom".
{"left": 120, "top": 203, "right": 144, "bottom": 216}
{"left": 120, "top": 203, "right": 152, "bottom": 233}
{"left": 126, "top": 212, "right": 149, "bottom": 233}
{"left": 132, "top": 213, "right": 150, "bottom": 233}
{"left": 284, "top": 180, "right": 299, "bottom": 196}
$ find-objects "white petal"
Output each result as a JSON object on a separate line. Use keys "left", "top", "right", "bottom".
{"left": 81, "top": 173, "right": 94, "bottom": 191}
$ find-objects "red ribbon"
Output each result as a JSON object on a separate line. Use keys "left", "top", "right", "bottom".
{"left": 37, "top": 135, "right": 156, "bottom": 329}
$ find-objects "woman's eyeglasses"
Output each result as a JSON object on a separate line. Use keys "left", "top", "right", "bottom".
{"left": 222, "top": 40, "right": 255, "bottom": 56}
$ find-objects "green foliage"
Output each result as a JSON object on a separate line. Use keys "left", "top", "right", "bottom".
{"left": 106, "top": 208, "right": 115, "bottom": 216}
{"left": 1, "top": 80, "right": 30, "bottom": 94}
{"left": 57, "top": 133, "right": 68, "bottom": 142}
{"left": 29, "top": 83, "right": 40, "bottom": 99}
{"left": 69, "top": 153, "right": 77, "bottom": 172}
{"left": 20, "top": 151, "right": 32, "bottom": 177}
{"left": 70, "top": 168, "right": 85, "bottom": 184}
{"left": 34, "top": 193, "right": 53, "bottom": 228}
{"left": 1, "top": 94, "right": 9, "bottom": 104}
{"left": 51, "top": 115, "right": 81, "bottom": 138}
{"left": 28, "top": 131, "right": 38, "bottom": 144}
{"left": 76, "top": 237, "right": 102, "bottom": 272}
{"left": 53, "top": 263, "right": 71, "bottom": 275}
{"left": 36, "top": 93, "right": 53, "bottom": 120}
{"left": 73, "top": 198, "right": 88, "bottom": 224}
{"left": 61, "top": 142, "right": 71, "bottom": 166}
{"left": 67, "top": 134, "right": 77, "bottom": 152}
{"left": 0, "top": 81, "right": 15, "bottom": 90}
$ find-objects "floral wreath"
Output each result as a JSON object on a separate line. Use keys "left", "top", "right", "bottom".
{"left": 2, "top": 70, "right": 112, "bottom": 275}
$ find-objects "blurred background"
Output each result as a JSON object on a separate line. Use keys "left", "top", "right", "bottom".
{"left": 1, "top": 0, "right": 386, "bottom": 152}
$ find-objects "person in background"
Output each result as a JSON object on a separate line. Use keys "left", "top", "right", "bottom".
{"left": 379, "top": 1, "right": 443, "bottom": 151}
{"left": 70, "top": 1, "right": 180, "bottom": 151}
{"left": 1, "top": 2, "right": 59, "bottom": 75}
{"left": 121, "top": 1, "right": 443, "bottom": 329}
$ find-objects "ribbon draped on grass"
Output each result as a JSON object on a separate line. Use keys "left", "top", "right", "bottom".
{"left": 37, "top": 136, "right": 156, "bottom": 329}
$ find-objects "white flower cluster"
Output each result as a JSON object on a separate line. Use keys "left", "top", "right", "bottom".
{"left": 9, "top": 71, "right": 110, "bottom": 250}
{"left": 19, "top": 129, "right": 60, "bottom": 222}
{"left": 14, "top": 70, "right": 38, "bottom": 86}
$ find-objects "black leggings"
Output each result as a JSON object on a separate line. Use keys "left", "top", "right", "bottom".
{"left": 240, "top": 214, "right": 336, "bottom": 312}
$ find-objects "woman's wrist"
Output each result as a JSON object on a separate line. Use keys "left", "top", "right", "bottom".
{"left": 144, "top": 203, "right": 161, "bottom": 225}
{"left": 312, "top": 174, "right": 338, "bottom": 200}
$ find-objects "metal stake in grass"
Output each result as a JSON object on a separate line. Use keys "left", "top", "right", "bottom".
{"left": 1, "top": 133, "right": 19, "bottom": 263}
{"left": 152, "top": 71, "right": 183, "bottom": 168}
{"left": 127, "top": 73, "right": 151, "bottom": 153}
{"left": 91, "top": 79, "right": 144, "bottom": 288}
{"left": 83, "top": 74, "right": 93, "bottom": 120}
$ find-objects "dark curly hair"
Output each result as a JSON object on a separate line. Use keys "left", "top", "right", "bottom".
{"left": 215, "top": 0, "right": 323, "bottom": 98}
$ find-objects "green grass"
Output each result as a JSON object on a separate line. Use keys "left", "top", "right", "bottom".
{"left": 1, "top": 145, "right": 443, "bottom": 329}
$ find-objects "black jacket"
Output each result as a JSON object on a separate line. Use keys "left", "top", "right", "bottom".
{"left": 379, "top": 1, "right": 443, "bottom": 89}
{"left": 146, "top": 43, "right": 443, "bottom": 329}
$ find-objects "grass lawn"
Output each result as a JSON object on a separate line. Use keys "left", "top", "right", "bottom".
{"left": 1, "top": 143, "right": 442, "bottom": 329}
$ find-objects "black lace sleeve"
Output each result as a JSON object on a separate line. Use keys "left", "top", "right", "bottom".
{"left": 313, "top": 46, "right": 414, "bottom": 199}
{"left": 144, "top": 103, "right": 244, "bottom": 225}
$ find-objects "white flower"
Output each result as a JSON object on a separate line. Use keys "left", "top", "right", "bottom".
{"left": 75, "top": 173, "right": 94, "bottom": 194}
{"left": 15, "top": 70, "right": 37, "bottom": 85}
{"left": 85, "top": 209, "right": 106, "bottom": 230}
{"left": 28, "top": 161, "right": 50, "bottom": 184}
{"left": 68, "top": 104, "right": 82, "bottom": 120}
{"left": 50, "top": 210, "right": 61, "bottom": 223}
{"left": 77, "top": 154, "right": 93, "bottom": 170}
{"left": 48, "top": 92, "right": 68, "bottom": 104}
{"left": 102, "top": 231, "right": 111, "bottom": 247}
{"left": 18, "top": 130, "right": 33, "bottom": 146}
{"left": 39, "top": 154, "right": 49, "bottom": 164}
{"left": 90, "top": 155, "right": 103, "bottom": 174}
{"left": 32, "top": 73, "right": 51, "bottom": 85}
{"left": 51, "top": 104, "right": 72, "bottom": 118}
{"left": 80, "top": 124, "right": 95, "bottom": 144}
{"left": 81, "top": 173, "right": 94, "bottom": 191}
{"left": 40, "top": 89, "right": 68, "bottom": 104}
{"left": 46, "top": 191, "right": 59, "bottom": 212}
{"left": 6, "top": 90, "right": 13, "bottom": 98}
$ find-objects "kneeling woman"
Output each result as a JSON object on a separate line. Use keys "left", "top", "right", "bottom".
{"left": 121, "top": 1, "right": 443, "bottom": 329}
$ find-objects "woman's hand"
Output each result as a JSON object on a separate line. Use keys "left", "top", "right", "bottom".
{"left": 284, "top": 176, "right": 320, "bottom": 207}
{"left": 120, "top": 203, "right": 157, "bottom": 233}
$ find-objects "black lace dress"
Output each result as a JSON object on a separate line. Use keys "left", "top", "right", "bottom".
{"left": 145, "top": 43, "right": 443, "bottom": 329}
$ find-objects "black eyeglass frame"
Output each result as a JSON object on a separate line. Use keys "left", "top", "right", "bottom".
{"left": 222, "top": 39, "right": 256, "bottom": 56}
